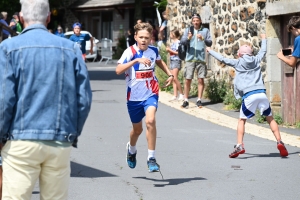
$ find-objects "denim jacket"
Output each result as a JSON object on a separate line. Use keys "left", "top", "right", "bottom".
{"left": 0, "top": 24, "right": 92, "bottom": 144}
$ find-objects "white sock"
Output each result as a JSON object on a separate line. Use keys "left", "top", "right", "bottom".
{"left": 148, "top": 150, "right": 155, "bottom": 160}
{"left": 129, "top": 144, "right": 136, "bottom": 154}
{"left": 184, "top": 98, "right": 188, "bottom": 102}
{"left": 197, "top": 98, "right": 201, "bottom": 102}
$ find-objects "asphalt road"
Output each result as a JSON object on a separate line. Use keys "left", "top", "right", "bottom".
{"left": 32, "top": 63, "right": 300, "bottom": 200}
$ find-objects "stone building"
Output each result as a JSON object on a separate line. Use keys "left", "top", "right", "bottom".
{"left": 167, "top": 0, "right": 300, "bottom": 124}
{"left": 60, "top": 0, "right": 156, "bottom": 47}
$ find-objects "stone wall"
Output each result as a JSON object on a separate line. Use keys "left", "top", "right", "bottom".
{"left": 167, "top": 0, "right": 267, "bottom": 79}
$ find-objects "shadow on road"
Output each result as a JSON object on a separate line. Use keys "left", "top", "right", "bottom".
{"left": 237, "top": 151, "right": 300, "bottom": 159}
{"left": 71, "top": 161, "right": 117, "bottom": 178}
{"left": 88, "top": 70, "right": 124, "bottom": 81}
{"left": 133, "top": 176, "right": 206, "bottom": 187}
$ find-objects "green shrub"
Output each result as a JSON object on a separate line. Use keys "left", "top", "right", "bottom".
{"left": 204, "top": 76, "right": 228, "bottom": 103}
{"left": 295, "top": 122, "right": 300, "bottom": 129}
{"left": 113, "top": 35, "right": 127, "bottom": 59}
{"left": 273, "top": 113, "right": 283, "bottom": 125}
{"left": 256, "top": 110, "right": 266, "bottom": 123}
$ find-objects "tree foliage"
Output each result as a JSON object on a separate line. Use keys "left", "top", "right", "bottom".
{"left": 154, "top": 0, "right": 167, "bottom": 12}
{"left": 0, "top": 0, "right": 21, "bottom": 17}
{"left": 0, "top": 0, "right": 61, "bottom": 19}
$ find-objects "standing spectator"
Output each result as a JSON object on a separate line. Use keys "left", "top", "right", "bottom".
{"left": 0, "top": 12, "right": 10, "bottom": 40}
{"left": 166, "top": 29, "right": 184, "bottom": 101}
{"left": 69, "top": 22, "right": 93, "bottom": 61}
{"left": 55, "top": 25, "right": 65, "bottom": 38}
{"left": 180, "top": 13, "right": 212, "bottom": 108}
{"left": 148, "top": 20, "right": 158, "bottom": 42}
{"left": 0, "top": 0, "right": 92, "bottom": 199}
{"left": 159, "top": 11, "right": 168, "bottom": 44}
{"left": 277, "top": 16, "right": 300, "bottom": 68}
{"left": 126, "top": 28, "right": 135, "bottom": 47}
{"left": 157, "top": 33, "right": 164, "bottom": 51}
{"left": 10, "top": 12, "right": 23, "bottom": 33}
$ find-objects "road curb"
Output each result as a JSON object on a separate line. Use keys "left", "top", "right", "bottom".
{"left": 159, "top": 91, "right": 300, "bottom": 148}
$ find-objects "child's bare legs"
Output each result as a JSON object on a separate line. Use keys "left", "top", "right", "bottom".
{"left": 171, "top": 68, "right": 183, "bottom": 97}
{"left": 266, "top": 115, "right": 288, "bottom": 157}
{"left": 229, "top": 118, "right": 246, "bottom": 158}
{"left": 130, "top": 122, "right": 143, "bottom": 147}
{"left": 266, "top": 116, "right": 281, "bottom": 142}
{"left": 237, "top": 118, "right": 247, "bottom": 144}
{"left": 145, "top": 106, "right": 157, "bottom": 151}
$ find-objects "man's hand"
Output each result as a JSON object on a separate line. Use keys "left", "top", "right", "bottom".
{"left": 197, "top": 33, "right": 204, "bottom": 41}
{"left": 206, "top": 47, "right": 211, "bottom": 52}
{"left": 89, "top": 49, "right": 93, "bottom": 55}
{"left": 9, "top": 21, "right": 16, "bottom": 27}
{"left": 188, "top": 32, "right": 193, "bottom": 40}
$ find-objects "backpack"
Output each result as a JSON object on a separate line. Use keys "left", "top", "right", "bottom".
{"left": 178, "top": 26, "right": 194, "bottom": 60}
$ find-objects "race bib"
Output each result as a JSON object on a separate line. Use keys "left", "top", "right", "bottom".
{"left": 135, "top": 69, "right": 153, "bottom": 81}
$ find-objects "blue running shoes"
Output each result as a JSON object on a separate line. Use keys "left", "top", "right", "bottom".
{"left": 126, "top": 142, "right": 137, "bottom": 169}
{"left": 147, "top": 157, "right": 160, "bottom": 172}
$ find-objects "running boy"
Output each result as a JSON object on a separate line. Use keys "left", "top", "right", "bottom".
{"left": 69, "top": 22, "right": 93, "bottom": 61}
{"left": 277, "top": 16, "right": 300, "bottom": 67}
{"left": 166, "top": 29, "right": 184, "bottom": 101}
{"left": 207, "top": 34, "right": 289, "bottom": 158}
{"left": 116, "top": 23, "right": 174, "bottom": 172}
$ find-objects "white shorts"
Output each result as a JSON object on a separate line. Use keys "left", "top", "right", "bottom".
{"left": 240, "top": 92, "right": 272, "bottom": 119}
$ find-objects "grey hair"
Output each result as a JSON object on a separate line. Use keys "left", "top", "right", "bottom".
{"left": 20, "top": 0, "right": 50, "bottom": 24}
{"left": 1, "top": 12, "right": 7, "bottom": 19}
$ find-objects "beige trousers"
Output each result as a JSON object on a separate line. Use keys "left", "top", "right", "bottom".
{"left": 1, "top": 141, "right": 71, "bottom": 200}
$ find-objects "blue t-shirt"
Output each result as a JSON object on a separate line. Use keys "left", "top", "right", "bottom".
{"left": 292, "top": 35, "right": 300, "bottom": 58}
{"left": 69, "top": 33, "right": 91, "bottom": 54}
{"left": 55, "top": 32, "right": 65, "bottom": 38}
{"left": 0, "top": 19, "right": 9, "bottom": 36}
{"left": 161, "top": 20, "right": 168, "bottom": 43}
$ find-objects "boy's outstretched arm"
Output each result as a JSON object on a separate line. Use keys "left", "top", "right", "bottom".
{"left": 155, "top": 59, "right": 174, "bottom": 87}
{"left": 256, "top": 34, "right": 267, "bottom": 62}
{"left": 116, "top": 58, "right": 151, "bottom": 75}
{"left": 206, "top": 47, "right": 238, "bottom": 67}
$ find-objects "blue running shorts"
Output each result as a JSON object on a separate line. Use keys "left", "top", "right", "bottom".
{"left": 127, "top": 95, "right": 158, "bottom": 123}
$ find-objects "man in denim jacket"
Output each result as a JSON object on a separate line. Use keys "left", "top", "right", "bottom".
{"left": 0, "top": 0, "right": 92, "bottom": 199}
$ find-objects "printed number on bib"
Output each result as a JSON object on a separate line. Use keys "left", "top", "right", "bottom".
{"left": 136, "top": 70, "right": 153, "bottom": 81}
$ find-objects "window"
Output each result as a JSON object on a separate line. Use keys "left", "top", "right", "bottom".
{"left": 101, "top": 11, "right": 113, "bottom": 40}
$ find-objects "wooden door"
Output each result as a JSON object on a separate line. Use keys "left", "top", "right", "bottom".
{"left": 281, "top": 14, "right": 300, "bottom": 124}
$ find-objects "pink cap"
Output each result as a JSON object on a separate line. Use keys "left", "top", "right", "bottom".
{"left": 238, "top": 45, "right": 253, "bottom": 55}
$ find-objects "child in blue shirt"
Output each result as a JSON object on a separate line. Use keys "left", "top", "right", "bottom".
{"left": 277, "top": 16, "right": 300, "bottom": 67}
{"left": 69, "top": 22, "right": 93, "bottom": 61}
